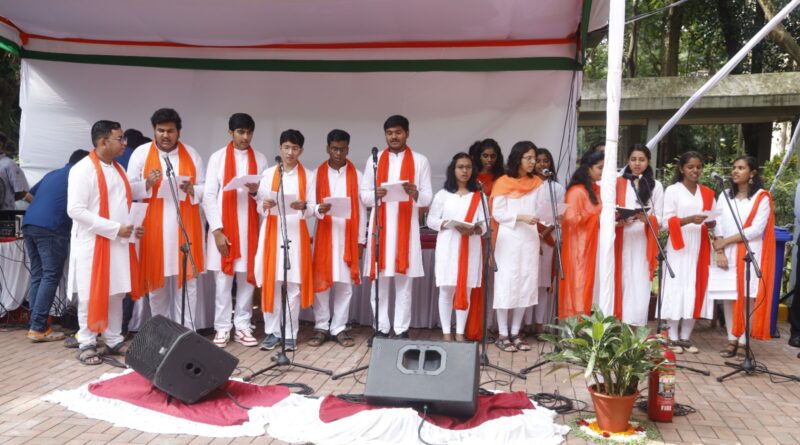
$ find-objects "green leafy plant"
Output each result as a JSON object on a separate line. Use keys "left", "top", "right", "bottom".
{"left": 541, "top": 307, "right": 666, "bottom": 397}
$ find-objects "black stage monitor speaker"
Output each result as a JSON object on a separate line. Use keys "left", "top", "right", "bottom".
{"left": 364, "top": 338, "right": 479, "bottom": 418}
{"left": 126, "top": 315, "right": 239, "bottom": 404}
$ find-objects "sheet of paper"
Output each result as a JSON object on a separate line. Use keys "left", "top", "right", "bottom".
{"left": 707, "top": 264, "right": 737, "bottom": 292}
{"left": 125, "top": 203, "right": 148, "bottom": 244}
{"left": 381, "top": 181, "right": 409, "bottom": 203}
{"left": 443, "top": 219, "right": 475, "bottom": 230}
{"left": 536, "top": 201, "right": 568, "bottom": 225}
{"left": 701, "top": 208, "right": 723, "bottom": 222}
{"left": 157, "top": 175, "right": 190, "bottom": 201}
{"left": 266, "top": 191, "right": 300, "bottom": 214}
{"left": 223, "top": 174, "right": 264, "bottom": 192}
{"left": 323, "top": 196, "right": 351, "bottom": 219}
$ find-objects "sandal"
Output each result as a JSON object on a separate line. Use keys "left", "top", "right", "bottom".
{"left": 719, "top": 341, "right": 738, "bottom": 358}
{"left": 101, "top": 342, "right": 128, "bottom": 356}
{"left": 78, "top": 347, "right": 102, "bottom": 366}
{"left": 307, "top": 330, "right": 329, "bottom": 347}
{"left": 512, "top": 336, "right": 532, "bottom": 352}
{"left": 668, "top": 341, "right": 684, "bottom": 354}
{"left": 677, "top": 340, "right": 699, "bottom": 354}
{"left": 335, "top": 331, "right": 355, "bottom": 348}
{"left": 495, "top": 336, "right": 517, "bottom": 352}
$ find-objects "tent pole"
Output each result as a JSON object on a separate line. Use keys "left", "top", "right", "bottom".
{"left": 769, "top": 122, "right": 799, "bottom": 193}
{"left": 646, "top": 0, "right": 800, "bottom": 150}
{"left": 597, "top": 0, "right": 626, "bottom": 315}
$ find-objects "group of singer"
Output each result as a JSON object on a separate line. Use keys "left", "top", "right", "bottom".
{"left": 45, "top": 107, "right": 776, "bottom": 365}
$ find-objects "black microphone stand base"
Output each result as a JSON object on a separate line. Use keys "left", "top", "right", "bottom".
{"left": 243, "top": 351, "right": 332, "bottom": 382}
{"left": 717, "top": 356, "right": 800, "bottom": 382}
{"left": 481, "top": 353, "right": 527, "bottom": 379}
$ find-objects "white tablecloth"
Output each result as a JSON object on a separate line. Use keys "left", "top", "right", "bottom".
{"left": 0, "top": 238, "right": 69, "bottom": 317}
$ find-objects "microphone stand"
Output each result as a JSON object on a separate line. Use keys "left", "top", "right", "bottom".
{"left": 715, "top": 180, "right": 798, "bottom": 382}
{"left": 635, "top": 178, "right": 709, "bottom": 376}
{"left": 520, "top": 173, "right": 563, "bottom": 375}
{"left": 245, "top": 160, "right": 332, "bottom": 381}
{"left": 477, "top": 182, "right": 526, "bottom": 380}
{"left": 162, "top": 155, "right": 198, "bottom": 329}
{"left": 332, "top": 148, "right": 383, "bottom": 380}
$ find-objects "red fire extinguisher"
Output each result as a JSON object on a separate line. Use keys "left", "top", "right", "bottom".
{"left": 648, "top": 337, "right": 676, "bottom": 422}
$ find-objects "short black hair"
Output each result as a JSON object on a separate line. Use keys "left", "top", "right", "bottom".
{"left": 383, "top": 115, "right": 409, "bottom": 132}
{"left": 91, "top": 120, "right": 122, "bottom": 147}
{"left": 228, "top": 113, "right": 255, "bottom": 132}
{"left": 279, "top": 129, "right": 304, "bottom": 147}
{"left": 150, "top": 108, "right": 182, "bottom": 130}
{"left": 468, "top": 138, "right": 504, "bottom": 180}
{"left": 68, "top": 149, "right": 90, "bottom": 165}
{"left": 123, "top": 128, "right": 151, "bottom": 148}
{"left": 327, "top": 129, "right": 350, "bottom": 145}
{"left": 505, "top": 141, "right": 537, "bottom": 178}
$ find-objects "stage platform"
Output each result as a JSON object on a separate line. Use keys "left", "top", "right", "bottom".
{"left": 1, "top": 318, "right": 800, "bottom": 444}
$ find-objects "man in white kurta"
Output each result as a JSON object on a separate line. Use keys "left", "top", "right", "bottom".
{"left": 203, "top": 114, "right": 268, "bottom": 347}
{"left": 67, "top": 121, "right": 142, "bottom": 362}
{"left": 361, "top": 115, "right": 432, "bottom": 339}
{"left": 127, "top": 108, "right": 205, "bottom": 330}
{"left": 308, "top": 131, "right": 367, "bottom": 347}
{"left": 255, "top": 130, "right": 317, "bottom": 351}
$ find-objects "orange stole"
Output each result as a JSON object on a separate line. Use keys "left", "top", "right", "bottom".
{"left": 260, "top": 164, "right": 314, "bottom": 312}
{"left": 558, "top": 184, "right": 601, "bottom": 319}
{"left": 370, "top": 147, "right": 415, "bottom": 279}
{"left": 313, "top": 160, "right": 361, "bottom": 292}
{"left": 477, "top": 172, "right": 495, "bottom": 196}
{"left": 138, "top": 143, "right": 204, "bottom": 293}
{"left": 488, "top": 174, "right": 543, "bottom": 248}
{"left": 733, "top": 191, "right": 775, "bottom": 340}
{"left": 86, "top": 151, "right": 143, "bottom": 333}
{"left": 220, "top": 143, "right": 259, "bottom": 285}
{"left": 613, "top": 177, "right": 659, "bottom": 319}
{"left": 454, "top": 192, "right": 483, "bottom": 310}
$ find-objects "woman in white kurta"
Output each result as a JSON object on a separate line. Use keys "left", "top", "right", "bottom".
{"left": 659, "top": 152, "right": 715, "bottom": 353}
{"left": 491, "top": 141, "right": 543, "bottom": 352}
{"left": 616, "top": 145, "right": 664, "bottom": 326}
{"left": 427, "top": 153, "right": 485, "bottom": 341}
{"left": 711, "top": 156, "right": 772, "bottom": 357}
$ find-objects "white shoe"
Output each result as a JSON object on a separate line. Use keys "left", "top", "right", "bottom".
{"left": 213, "top": 330, "right": 230, "bottom": 348}
{"left": 235, "top": 329, "right": 258, "bottom": 347}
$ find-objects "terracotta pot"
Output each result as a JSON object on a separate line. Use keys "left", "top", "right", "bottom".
{"left": 588, "top": 385, "right": 639, "bottom": 433}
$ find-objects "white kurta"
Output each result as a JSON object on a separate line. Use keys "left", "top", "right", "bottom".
{"left": 426, "top": 190, "right": 486, "bottom": 288}
{"left": 360, "top": 149, "right": 433, "bottom": 278}
{"left": 203, "top": 146, "right": 268, "bottom": 272}
{"left": 492, "top": 187, "right": 542, "bottom": 309}
{"left": 67, "top": 157, "right": 132, "bottom": 297}
{"left": 254, "top": 164, "right": 316, "bottom": 286}
{"left": 619, "top": 178, "right": 664, "bottom": 326}
{"left": 659, "top": 183, "right": 707, "bottom": 320}
{"left": 310, "top": 163, "right": 367, "bottom": 284}
{"left": 537, "top": 180, "right": 566, "bottom": 287}
{"left": 127, "top": 142, "right": 206, "bottom": 277}
{"left": 710, "top": 190, "right": 770, "bottom": 300}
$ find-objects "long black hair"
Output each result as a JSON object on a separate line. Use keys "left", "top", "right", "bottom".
{"left": 468, "top": 138, "right": 505, "bottom": 179}
{"left": 536, "top": 148, "right": 558, "bottom": 183}
{"left": 672, "top": 151, "right": 704, "bottom": 184}
{"left": 727, "top": 155, "right": 764, "bottom": 199}
{"left": 622, "top": 144, "right": 656, "bottom": 204}
{"left": 443, "top": 152, "right": 479, "bottom": 193}
{"left": 568, "top": 151, "right": 603, "bottom": 205}
{"left": 505, "top": 141, "right": 537, "bottom": 179}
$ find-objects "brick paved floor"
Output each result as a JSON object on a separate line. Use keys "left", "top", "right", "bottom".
{"left": 1, "top": 319, "right": 799, "bottom": 445}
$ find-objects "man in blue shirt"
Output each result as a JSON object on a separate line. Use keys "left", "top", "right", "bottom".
{"left": 115, "top": 129, "right": 150, "bottom": 171}
{"left": 23, "top": 149, "right": 89, "bottom": 342}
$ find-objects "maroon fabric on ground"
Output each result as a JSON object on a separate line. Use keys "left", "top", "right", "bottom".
{"left": 319, "top": 391, "right": 533, "bottom": 430}
{"left": 88, "top": 372, "right": 290, "bottom": 426}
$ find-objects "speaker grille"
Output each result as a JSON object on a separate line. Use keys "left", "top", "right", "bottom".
{"left": 126, "top": 315, "right": 189, "bottom": 381}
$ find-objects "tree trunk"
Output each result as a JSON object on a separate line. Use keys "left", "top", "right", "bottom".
{"left": 660, "top": 0, "right": 683, "bottom": 76}
{"left": 757, "top": 0, "right": 800, "bottom": 66}
{"left": 624, "top": 0, "right": 640, "bottom": 77}
{"left": 715, "top": 0, "right": 743, "bottom": 74}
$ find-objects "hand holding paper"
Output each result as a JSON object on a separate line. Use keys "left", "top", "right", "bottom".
{"left": 125, "top": 203, "right": 148, "bottom": 244}
{"left": 381, "top": 181, "right": 409, "bottom": 203}
{"left": 701, "top": 208, "right": 723, "bottom": 222}
{"left": 323, "top": 196, "right": 351, "bottom": 219}
{"left": 157, "top": 175, "right": 190, "bottom": 201}
{"left": 223, "top": 174, "right": 263, "bottom": 192}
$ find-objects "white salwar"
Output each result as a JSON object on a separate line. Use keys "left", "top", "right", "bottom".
{"left": 127, "top": 142, "right": 205, "bottom": 330}
{"left": 426, "top": 190, "right": 486, "bottom": 334}
{"left": 203, "top": 146, "right": 268, "bottom": 333}
{"left": 619, "top": 178, "right": 664, "bottom": 326}
{"left": 255, "top": 164, "right": 317, "bottom": 341}
{"left": 67, "top": 157, "right": 132, "bottom": 349}
{"left": 310, "top": 163, "right": 367, "bottom": 336}
{"left": 710, "top": 190, "right": 770, "bottom": 342}
{"left": 360, "top": 149, "right": 432, "bottom": 335}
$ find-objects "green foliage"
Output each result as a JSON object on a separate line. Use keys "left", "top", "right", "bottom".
{"left": 0, "top": 52, "right": 20, "bottom": 153}
{"left": 540, "top": 307, "right": 666, "bottom": 397}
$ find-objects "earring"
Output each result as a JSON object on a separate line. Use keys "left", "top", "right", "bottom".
{"left": 748, "top": 177, "right": 754, "bottom": 184}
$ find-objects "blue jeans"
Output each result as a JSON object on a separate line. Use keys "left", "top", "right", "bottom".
{"left": 22, "top": 225, "right": 69, "bottom": 332}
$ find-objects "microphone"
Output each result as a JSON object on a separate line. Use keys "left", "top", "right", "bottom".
{"left": 162, "top": 155, "right": 174, "bottom": 175}
{"left": 541, "top": 168, "right": 554, "bottom": 177}
{"left": 476, "top": 181, "right": 484, "bottom": 191}
{"left": 711, "top": 172, "right": 728, "bottom": 183}
{"left": 622, "top": 172, "right": 641, "bottom": 180}
{"left": 275, "top": 155, "right": 283, "bottom": 171}
{"left": 372, "top": 147, "right": 379, "bottom": 164}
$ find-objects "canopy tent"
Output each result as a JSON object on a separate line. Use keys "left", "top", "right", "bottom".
{"left": 0, "top": 0, "right": 608, "bottom": 187}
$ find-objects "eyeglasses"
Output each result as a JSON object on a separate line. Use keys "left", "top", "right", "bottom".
{"left": 522, "top": 156, "right": 536, "bottom": 162}
{"left": 110, "top": 136, "right": 128, "bottom": 144}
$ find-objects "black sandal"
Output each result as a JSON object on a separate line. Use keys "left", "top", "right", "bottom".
{"left": 719, "top": 341, "right": 738, "bottom": 358}
{"left": 495, "top": 336, "right": 517, "bottom": 352}
{"left": 101, "top": 342, "right": 128, "bottom": 356}
{"left": 512, "top": 336, "right": 532, "bottom": 351}
{"left": 335, "top": 331, "right": 355, "bottom": 347}
{"left": 78, "top": 347, "right": 102, "bottom": 366}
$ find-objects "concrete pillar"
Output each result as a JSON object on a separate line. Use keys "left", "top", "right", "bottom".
{"left": 646, "top": 119, "right": 661, "bottom": 167}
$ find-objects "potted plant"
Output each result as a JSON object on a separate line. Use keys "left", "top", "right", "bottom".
{"left": 542, "top": 307, "right": 666, "bottom": 433}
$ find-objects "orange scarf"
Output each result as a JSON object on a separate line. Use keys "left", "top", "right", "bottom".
{"left": 559, "top": 184, "right": 601, "bottom": 319}
{"left": 613, "top": 177, "right": 659, "bottom": 319}
{"left": 454, "top": 192, "right": 483, "bottom": 310}
{"left": 370, "top": 147, "right": 415, "bottom": 279}
{"left": 477, "top": 172, "right": 495, "bottom": 196}
{"left": 313, "top": 160, "right": 361, "bottom": 292}
{"left": 87, "top": 150, "right": 143, "bottom": 333}
{"left": 488, "top": 174, "right": 543, "bottom": 247}
{"left": 138, "top": 143, "right": 204, "bottom": 292}
{"left": 666, "top": 184, "right": 714, "bottom": 319}
{"left": 220, "top": 143, "right": 259, "bottom": 285}
{"left": 733, "top": 190, "right": 775, "bottom": 340}
{"left": 261, "top": 164, "right": 314, "bottom": 312}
